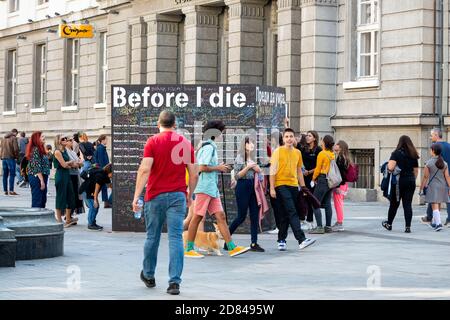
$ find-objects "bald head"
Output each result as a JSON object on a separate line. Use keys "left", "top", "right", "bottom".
{"left": 158, "top": 110, "right": 176, "bottom": 128}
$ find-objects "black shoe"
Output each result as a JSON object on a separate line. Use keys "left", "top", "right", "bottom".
{"left": 88, "top": 224, "right": 103, "bottom": 231}
{"left": 250, "top": 243, "right": 265, "bottom": 252}
{"left": 140, "top": 271, "right": 155, "bottom": 288}
{"left": 94, "top": 223, "right": 103, "bottom": 230}
{"left": 167, "top": 283, "right": 180, "bottom": 295}
{"left": 324, "top": 226, "right": 333, "bottom": 233}
{"left": 405, "top": 227, "right": 411, "bottom": 233}
{"left": 382, "top": 220, "right": 392, "bottom": 231}
{"left": 223, "top": 243, "right": 228, "bottom": 251}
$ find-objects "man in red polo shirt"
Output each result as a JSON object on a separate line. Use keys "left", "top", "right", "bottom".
{"left": 132, "top": 110, "right": 197, "bottom": 296}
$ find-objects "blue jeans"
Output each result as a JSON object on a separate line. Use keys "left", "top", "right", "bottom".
{"left": 427, "top": 203, "right": 450, "bottom": 223}
{"left": 83, "top": 193, "right": 99, "bottom": 226}
{"left": 143, "top": 192, "right": 186, "bottom": 285}
{"left": 229, "top": 179, "right": 259, "bottom": 244}
{"left": 101, "top": 184, "right": 108, "bottom": 202}
{"left": 16, "top": 162, "right": 23, "bottom": 183}
{"left": 2, "top": 159, "right": 16, "bottom": 192}
{"left": 313, "top": 175, "right": 333, "bottom": 227}
{"left": 29, "top": 174, "right": 48, "bottom": 208}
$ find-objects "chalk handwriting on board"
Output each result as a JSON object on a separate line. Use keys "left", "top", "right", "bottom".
{"left": 112, "top": 85, "right": 286, "bottom": 232}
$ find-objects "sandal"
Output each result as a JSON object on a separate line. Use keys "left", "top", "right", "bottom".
{"left": 382, "top": 220, "right": 392, "bottom": 231}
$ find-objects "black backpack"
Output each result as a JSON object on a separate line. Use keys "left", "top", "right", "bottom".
{"left": 79, "top": 167, "right": 104, "bottom": 195}
{"left": 80, "top": 165, "right": 103, "bottom": 181}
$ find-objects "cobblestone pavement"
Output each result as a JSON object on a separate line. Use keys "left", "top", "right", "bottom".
{"left": 1, "top": 183, "right": 450, "bottom": 300}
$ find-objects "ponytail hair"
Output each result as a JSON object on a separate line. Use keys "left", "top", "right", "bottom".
{"left": 431, "top": 143, "right": 445, "bottom": 170}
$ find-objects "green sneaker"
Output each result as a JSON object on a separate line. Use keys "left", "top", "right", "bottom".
{"left": 309, "top": 227, "right": 325, "bottom": 234}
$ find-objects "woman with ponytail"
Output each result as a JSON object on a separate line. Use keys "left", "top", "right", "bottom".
{"left": 332, "top": 140, "right": 351, "bottom": 231}
{"left": 420, "top": 143, "right": 450, "bottom": 231}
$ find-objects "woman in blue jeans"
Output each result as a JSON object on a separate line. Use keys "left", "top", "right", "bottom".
{"left": 26, "top": 131, "right": 50, "bottom": 208}
{"left": 228, "top": 136, "right": 265, "bottom": 252}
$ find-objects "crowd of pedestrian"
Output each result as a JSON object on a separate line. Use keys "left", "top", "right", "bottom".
{"left": 2, "top": 116, "right": 450, "bottom": 296}
{"left": 0, "top": 129, "right": 112, "bottom": 230}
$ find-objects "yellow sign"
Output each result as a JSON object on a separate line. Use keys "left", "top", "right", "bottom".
{"left": 58, "top": 24, "right": 94, "bottom": 38}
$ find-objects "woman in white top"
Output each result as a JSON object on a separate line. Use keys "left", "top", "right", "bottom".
{"left": 66, "top": 137, "right": 84, "bottom": 221}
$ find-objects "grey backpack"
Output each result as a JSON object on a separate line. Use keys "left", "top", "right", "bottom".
{"left": 325, "top": 153, "right": 342, "bottom": 189}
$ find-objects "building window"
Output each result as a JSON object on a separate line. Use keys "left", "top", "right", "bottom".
{"left": 34, "top": 43, "right": 47, "bottom": 109}
{"left": 126, "top": 25, "right": 131, "bottom": 84}
{"left": 271, "top": 33, "right": 278, "bottom": 86}
{"left": 264, "top": 1, "right": 278, "bottom": 86}
{"left": 97, "top": 32, "right": 107, "bottom": 103}
{"left": 218, "top": 8, "right": 229, "bottom": 84}
{"left": 357, "top": 0, "right": 380, "bottom": 79}
{"left": 64, "top": 39, "right": 80, "bottom": 107}
{"left": 9, "top": 0, "right": 19, "bottom": 13}
{"left": 177, "top": 18, "right": 185, "bottom": 84}
{"left": 6, "top": 49, "right": 17, "bottom": 112}
{"left": 350, "top": 149, "right": 375, "bottom": 189}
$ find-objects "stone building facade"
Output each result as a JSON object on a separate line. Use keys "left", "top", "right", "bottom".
{"left": 1, "top": 0, "right": 449, "bottom": 199}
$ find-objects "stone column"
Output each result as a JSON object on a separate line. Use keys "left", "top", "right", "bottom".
{"left": 277, "top": 0, "right": 302, "bottom": 130}
{"left": 225, "top": 0, "right": 266, "bottom": 84}
{"left": 182, "top": 6, "right": 222, "bottom": 84}
{"left": 300, "top": 0, "right": 338, "bottom": 135}
{"left": 129, "top": 17, "right": 147, "bottom": 84}
{"left": 144, "top": 14, "right": 181, "bottom": 84}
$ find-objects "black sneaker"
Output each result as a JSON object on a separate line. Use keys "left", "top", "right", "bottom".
{"left": 382, "top": 220, "right": 392, "bottom": 231}
{"left": 94, "top": 223, "right": 104, "bottom": 230}
{"left": 250, "top": 243, "right": 265, "bottom": 252}
{"left": 167, "top": 283, "right": 180, "bottom": 295}
{"left": 405, "top": 227, "right": 411, "bottom": 233}
{"left": 140, "top": 271, "right": 155, "bottom": 288}
{"left": 88, "top": 224, "right": 103, "bottom": 231}
{"left": 324, "top": 226, "right": 333, "bottom": 233}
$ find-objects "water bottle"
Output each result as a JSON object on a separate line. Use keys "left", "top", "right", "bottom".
{"left": 134, "top": 198, "right": 144, "bottom": 219}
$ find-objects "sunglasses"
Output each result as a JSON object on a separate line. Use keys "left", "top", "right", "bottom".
{"left": 61, "top": 137, "right": 68, "bottom": 142}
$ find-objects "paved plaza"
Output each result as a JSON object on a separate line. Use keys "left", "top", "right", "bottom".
{"left": 1, "top": 182, "right": 449, "bottom": 300}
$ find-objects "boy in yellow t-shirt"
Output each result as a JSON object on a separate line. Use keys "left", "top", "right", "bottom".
{"left": 269, "top": 128, "right": 316, "bottom": 251}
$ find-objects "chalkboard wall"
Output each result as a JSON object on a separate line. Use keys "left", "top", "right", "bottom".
{"left": 112, "top": 85, "right": 286, "bottom": 232}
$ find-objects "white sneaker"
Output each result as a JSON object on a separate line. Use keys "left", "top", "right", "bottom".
{"left": 277, "top": 240, "right": 287, "bottom": 251}
{"left": 301, "top": 221, "right": 312, "bottom": 231}
{"left": 299, "top": 238, "right": 316, "bottom": 250}
{"left": 268, "top": 228, "right": 279, "bottom": 234}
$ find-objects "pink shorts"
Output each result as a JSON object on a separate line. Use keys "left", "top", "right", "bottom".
{"left": 194, "top": 193, "right": 224, "bottom": 217}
